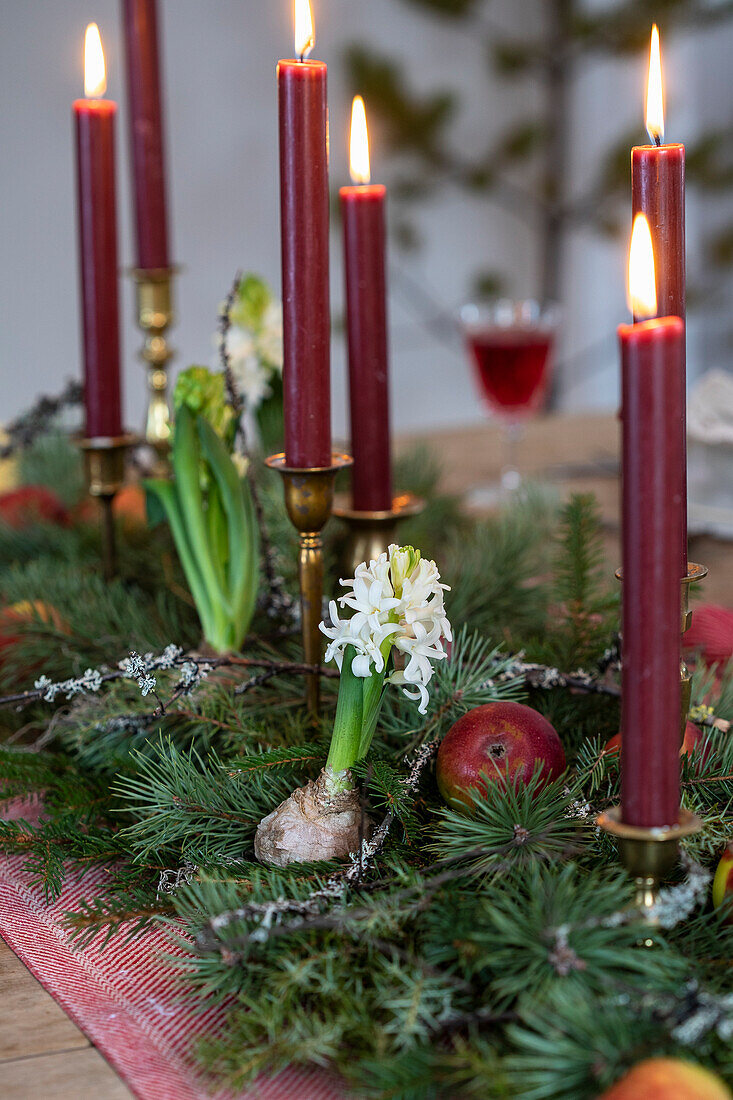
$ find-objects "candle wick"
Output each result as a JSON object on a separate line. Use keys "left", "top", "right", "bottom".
{"left": 654, "top": 134, "right": 662, "bottom": 147}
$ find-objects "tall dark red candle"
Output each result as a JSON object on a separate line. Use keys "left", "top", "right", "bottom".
{"left": 278, "top": 49, "right": 331, "bottom": 469}
{"left": 74, "top": 25, "right": 122, "bottom": 439}
{"left": 631, "top": 145, "right": 685, "bottom": 321}
{"left": 340, "top": 98, "right": 392, "bottom": 512}
{"left": 619, "top": 314, "right": 684, "bottom": 827}
{"left": 121, "top": 0, "right": 170, "bottom": 270}
{"left": 631, "top": 25, "right": 687, "bottom": 577}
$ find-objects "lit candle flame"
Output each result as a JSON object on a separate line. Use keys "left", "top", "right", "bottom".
{"left": 294, "top": 0, "right": 315, "bottom": 61}
{"left": 349, "top": 96, "right": 370, "bottom": 185}
{"left": 84, "top": 23, "right": 107, "bottom": 97}
{"left": 646, "top": 23, "right": 664, "bottom": 145}
{"left": 628, "top": 213, "right": 657, "bottom": 319}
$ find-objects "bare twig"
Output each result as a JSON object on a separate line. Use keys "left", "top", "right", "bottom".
{"left": 0, "top": 380, "right": 83, "bottom": 459}
{"left": 218, "top": 269, "right": 294, "bottom": 623}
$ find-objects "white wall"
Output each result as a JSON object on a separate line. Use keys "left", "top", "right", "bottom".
{"left": 1, "top": 1, "right": 730, "bottom": 437}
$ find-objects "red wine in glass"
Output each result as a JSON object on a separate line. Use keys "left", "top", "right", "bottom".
{"left": 466, "top": 328, "right": 553, "bottom": 420}
{"left": 459, "top": 301, "right": 559, "bottom": 501}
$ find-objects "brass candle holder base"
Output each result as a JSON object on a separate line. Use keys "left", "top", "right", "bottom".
{"left": 332, "top": 492, "right": 425, "bottom": 576}
{"left": 616, "top": 561, "right": 708, "bottom": 744}
{"left": 597, "top": 805, "right": 703, "bottom": 913}
{"left": 132, "top": 266, "right": 177, "bottom": 474}
{"left": 79, "top": 433, "right": 137, "bottom": 581}
{"left": 266, "top": 451, "right": 353, "bottom": 717}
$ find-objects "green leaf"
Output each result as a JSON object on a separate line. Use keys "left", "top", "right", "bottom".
{"left": 172, "top": 406, "right": 231, "bottom": 630}
{"left": 197, "top": 416, "right": 259, "bottom": 645}
{"left": 327, "top": 646, "right": 366, "bottom": 774}
{"left": 143, "top": 477, "right": 216, "bottom": 643}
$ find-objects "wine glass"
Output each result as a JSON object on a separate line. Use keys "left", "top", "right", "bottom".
{"left": 459, "top": 299, "right": 560, "bottom": 503}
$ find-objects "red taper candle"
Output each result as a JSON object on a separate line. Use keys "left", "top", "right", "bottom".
{"left": 74, "top": 24, "right": 123, "bottom": 439}
{"left": 340, "top": 96, "right": 392, "bottom": 512}
{"left": 278, "top": 0, "right": 331, "bottom": 469}
{"left": 631, "top": 24, "right": 687, "bottom": 578}
{"left": 121, "top": 0, "right": 170, "bottom": 270}
{"left": 619, "top": 215, "right": 684, "bottom": 828}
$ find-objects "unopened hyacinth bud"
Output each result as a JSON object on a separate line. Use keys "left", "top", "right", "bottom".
{"left": 389, "top": 545, "right": 421, "bottom": 595}
{"left": 231, "top": 452, "right": 249, "bottom": 480}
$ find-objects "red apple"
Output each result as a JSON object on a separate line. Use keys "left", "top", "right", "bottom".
{"left": 712, "top": 843, "right": 733, "bottom": 925}
{"left": 604, "top": 722, "right": 708, "bottom": 766}
{"left": 683, "top": 603, "right": 733, "bottom": 669}
{"left": 436, "top": 701, "right": 566, "bottom": 809}
{"left": 599, "top": 1057, "right": 731, "bottom": 1099}
{"left": 0, "top": 486, "right": 69, "bottom": 529}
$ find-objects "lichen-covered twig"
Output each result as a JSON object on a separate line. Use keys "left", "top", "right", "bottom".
{"left": 0, "top": 643, "right": 336, "bottom": 713}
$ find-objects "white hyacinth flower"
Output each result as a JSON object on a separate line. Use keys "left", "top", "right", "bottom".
{"left": 320, "top": 545, "right": 451, "bottom": 713}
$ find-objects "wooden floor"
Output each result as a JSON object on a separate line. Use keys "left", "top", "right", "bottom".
{"left": 1, "top": 412, "right": 731, "bottom": 1098}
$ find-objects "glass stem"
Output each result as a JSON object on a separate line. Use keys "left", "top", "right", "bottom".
{"left": 500, "top": 422, "right": 523, "bottom": 496}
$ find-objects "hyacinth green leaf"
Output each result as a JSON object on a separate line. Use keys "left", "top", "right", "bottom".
{"left": 142, "top": 478, "right": 216, "bottom": 644}
{"left": 172, "top": 406, "right": 231, "bottom": 627}
{"left": 196, "top": 416, "right": 259, "bottom": 643}
{"left": 327, "top": 646, "right": 365, "bottom": 775}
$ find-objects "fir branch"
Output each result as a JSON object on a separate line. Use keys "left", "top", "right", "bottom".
{"left": 217, "top": 269, "right": 245, "bottom": 417}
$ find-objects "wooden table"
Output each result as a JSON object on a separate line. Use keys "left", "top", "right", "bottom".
{"left": 399, "top": 413, "right": 732, "bottom": 606}
{"left": 1, "top": 413, "right": 730, "bottom": 1098}
{"left": 0, "top": 938, "right": 132, "bottom": 1098}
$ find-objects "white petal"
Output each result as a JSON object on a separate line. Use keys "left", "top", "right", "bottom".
{"left": 351, "top": 653, "right": 372, "bottom": 677}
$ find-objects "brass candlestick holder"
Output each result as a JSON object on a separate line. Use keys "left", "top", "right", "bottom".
{"left": 332, "top": 491, "right": 425, "bottom": 576}
{"left": 132, "top": 266, "right": 176, "bottom": 473}
{"left": 597, "top": 805, "right": 703, "bottom": 912}
{"left": 79, "top": 433, "right": 137, "bottom": 581}
{"left": 266, "top": 451, "right": 353, "bottom": 716}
